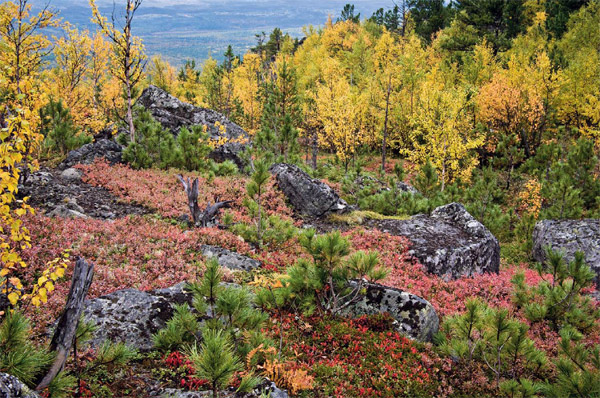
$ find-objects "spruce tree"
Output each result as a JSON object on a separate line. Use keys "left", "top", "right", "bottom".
{"left": 254, "top": 60, "right": 301, "bottom": 164}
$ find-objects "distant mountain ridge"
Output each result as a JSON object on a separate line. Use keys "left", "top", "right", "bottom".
{"left": 45, "top": 0, "right": 391, "bottom": 65}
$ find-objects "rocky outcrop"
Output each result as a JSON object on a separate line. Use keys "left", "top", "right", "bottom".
{"left": 0, "top": 373, "right": 40, "bottom": 398}
{"left": 343, "top": 282, "right": 439, "bottom": 342}
{"left": 136, "top": 85, "right": 248, "bottom": 168}
{"left": 370, "top": 203, "right": 500, "bottom": 280}
{"left": 61, "top": 139, "right": 123, "bottom": 169}
{"left": 83, "top": 283, "right": 193, "bottom": 351}
{"left": 532, "top": 219, "right": 600, "bottom": 288}
{"left": 269, "top": 163, "right": 348, "bottom": 218}
{"left": 21, "top": 168, "right": 148, "bottom": 220}
{"left": 201, "top": 245, "right": 261, "bottom": 272}
{"left": 83, "top": 282, "right": 249, "bottom": 351}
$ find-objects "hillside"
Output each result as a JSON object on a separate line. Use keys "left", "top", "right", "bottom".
{"left": 1, "top": 1, "right": 600, "bottom": 397}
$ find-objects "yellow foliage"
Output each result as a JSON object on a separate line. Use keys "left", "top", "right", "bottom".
{"left": 477, "top": 71, "right": 544, "bottom": 154}
{"left": 517, "top": 179, "right": 542, "bottom": 218}
{"left": 0, "top": 108, "right": 37, "bottom": 308}
{"left": 147, "top": 55, "right": 177, "bottom": 93}
{"left": 42, "top": 23, "right": 109, "bottom": 134}
{"left": 259, "top": 359, "right": 314, "bottom": 395}
{"left": 404, "top": 64, "right": 483, "bottom": 187}
{"left": 315, "top": 57, "right": 362, "bottom": 169}
{"left": 23, "top": 250, "right": 70, "bottom": 307}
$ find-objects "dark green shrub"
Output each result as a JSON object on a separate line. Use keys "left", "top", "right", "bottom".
{"left": 119, "top": 109, "right": 178, "bottom": 169}
{"left": 39, "top": 98, "right": 91, "bottom": 157}
{"left": 512, "top": 249, "right": 599, "bottom": 332}
{"left": 434, "top": 299, "right": 547, "bottom": 393}
{"left": 256, "top": 229, "right": 387, "bottom": 316}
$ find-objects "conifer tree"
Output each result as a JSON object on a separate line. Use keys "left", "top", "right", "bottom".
{"left": 255, "top": 60, "right": 301, "bottom": 164}
{"left": 119, "top": 108, "right": 177, "bottom": 170}
{"left": 541, "top": 163, "right": 584, "bottom": 220}
{"left": 189, "top": 329, "right": 241, "bottom": 398}
{"left": 39, "top": 98, "right": 91, "bottom": 157}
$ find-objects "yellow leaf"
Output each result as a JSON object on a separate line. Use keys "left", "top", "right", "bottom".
{"left": 38, "top": 288, "right": 47, "bottom": 303}
{"left": 38, "top": 276, "right": 48, "bottom": 286}
{"left": 31, "top": 296, "right": 40, "bottom": 307}
{"left": 7, "top": 292, "right": 19, "bottom": 305}
{"left": 0, "top": 268, "right": 9, "bottom": 277}
{"left": 56, "top": 267, "right": 65, "bottom": 278}
{"left": 45, "top": 281, "right": 54, "bottom": 292}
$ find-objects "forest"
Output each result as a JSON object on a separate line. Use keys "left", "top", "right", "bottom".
{"left": 0, "top": 0, "right": 599, "bottom": 397}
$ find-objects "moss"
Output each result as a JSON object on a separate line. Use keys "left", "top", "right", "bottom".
{"left": 328, "top": 210, "right": 409, "bottom": 226}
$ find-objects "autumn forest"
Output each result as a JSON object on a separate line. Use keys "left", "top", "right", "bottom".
{"left": 1, "top": 0, "right": 600, "bottom": 397}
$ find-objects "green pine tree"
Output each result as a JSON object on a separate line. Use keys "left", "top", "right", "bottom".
{"left": 39, "top": 98, "right": 91, "bottom": 157}
{"left": 254, "top": 60, "right": 301, "bottom": 164}
{"left": 189, "top": 329, "right": 241, "bottom": 398}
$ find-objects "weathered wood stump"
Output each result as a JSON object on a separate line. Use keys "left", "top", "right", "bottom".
{"left": 36, "top": 258, "right": 94, "bottom": 391}
{"left": 177, "top": 174, "right": 233, "bottom": 227}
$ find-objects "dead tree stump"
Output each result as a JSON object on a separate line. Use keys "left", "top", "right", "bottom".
{"left": 177, "top": 174, "right": 233, "bottom": 227}
{"left": 36, "top": 258, "right": 94, "bottom": 391}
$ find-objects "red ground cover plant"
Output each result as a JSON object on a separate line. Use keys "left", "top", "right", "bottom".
{"left": 344, "top": 228, "right": 546, "bottom": 317}
{"left": 269, "top": 312, "right": 445, "bottom": 398}
{"left": 164, "top": 351, "right": 211, "bottom": 390}
{"left": 78, "top": 160, "right": 293, "bottom": 223}
{"left": 17, "top": 214, "right": 252, "bottom": 326}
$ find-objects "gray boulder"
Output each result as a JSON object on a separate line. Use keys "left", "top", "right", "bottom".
{"left": 532, "top": 219, "right": 600, "bottom": 288}
{"left": 0, "top": 373, "right": 40, "bottom": 398}
{"left": 83, "top": 283, "right": 193, "bottom": 351}
{"left": 201, "top": 245, "right": 261, "bottom": 271}
{"left": 269, "top": 163, "right": 348, "bottom": 218}
{"left": 396, "top": 181, "right": 419, "bottom": 195}
{"left": 47, "top": 204, "right": 87, "bottom": 219}
{"left": 136, "top": 85, "right": 248, "bottom": 168}
{"left": 372, "top": 203, "right": 500, "bottom": 280}
{"left": 61, "top": 139, "right": 123, "bottom": 168}
{"left": 343, "top": 282, "right": 439, "bottom": 342}
{"left": 59, "top": 167, "right": 83, "bottom": 181}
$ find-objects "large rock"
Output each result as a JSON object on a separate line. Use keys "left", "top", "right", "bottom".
{"left": 136, "top": 85, "right": 248, "bottom": 168}
{"left": 371, "top": 203, "right": 500, "bottom": 280}
{"left": 343, "top": 282, "right": 439, "bottom": 342}
{"left": 83, "top": 283, "right": 193, "bottom": 351}
{"left": 61, "top": 139, "right": 123, "bottom": 168}
{"left": 201, "top": 245, "right": 261, "bottom": 271}
{"left": 269, "top": 163, "right": 348, "bottom": 218}
{"left": 0, "top": 373, "right": 40, "bottom": 398}
{"left": 533, "top": 219, "right": 600, "bottom": 288}
{"left": 82, "top": 282, "right": 243, "bottom": 351}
